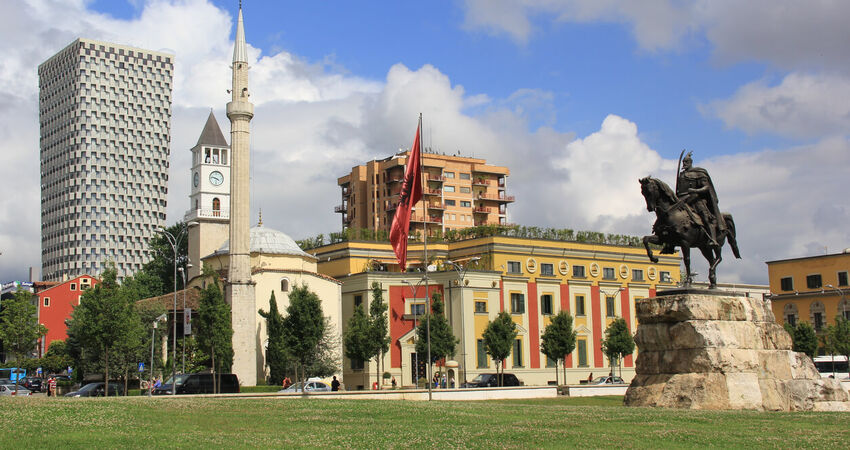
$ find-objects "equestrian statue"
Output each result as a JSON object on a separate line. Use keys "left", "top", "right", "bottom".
{"left": 639, "top": 151, "right": 741, "bottom": 289}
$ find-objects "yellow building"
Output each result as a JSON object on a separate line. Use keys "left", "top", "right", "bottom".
{"left": 335, "top": 151, "right": 512, "bottom": 236}
{"left": 767, "top": 251, "right": 850, "bottom": 332}
{"left": 309, "top": 234, "right": 680, "bottom": 388}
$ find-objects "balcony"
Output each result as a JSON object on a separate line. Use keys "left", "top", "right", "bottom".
{"left": 386, "top": 202, "right": 398, "bottom": 212}
{"left": 427, "top": 175, "right": 445, "bottom": 183}
{"left": 472, "top": 206, "right": 491, "bottom": 214}
{"left": 424, "top": 188, "right": 442, "bottom": 196}
{"left": 334, "top": 204, "right": 347, "bottom": 213}
{"left": 411, "top": 215, "right": 443, "bottom": 224}
{"left": 476, "top": 193, "right": 515, "bottom": 203}
{"left": 386, "top": 176, "right": 403, "bottom": 184}
{"left": 428, "top": 202, "right": 446, "bottom": 210}
{"left": 343, "top": 215, "right": 353, "bottom": 224}
{"left": 473, "top": 178, "right": 490, "bottom": 186}
{"left": 342, "top": 186, "right": 351, "bottom": 197}
{"left": 184, "top": 208, "right": 229, "bottom": 221}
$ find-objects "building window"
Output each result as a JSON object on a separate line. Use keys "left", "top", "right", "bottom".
{"left": 811, "top": 301, "right": 826, "bottom": 330}
{"left": 575, "top": 295, "right": 586, "bottom": 316}
{"left": 577, "top": 340, "right": 588, "bottom": 367}
{"left": 70, "top": 283, "right": 77, "bottom": 291}
{"left": 786, "top": 314, "right": 797, "bottom": 327}
{"left": 606, "top": 296, "right": 616, "bottom": 317}
{"left": 573, "top": 265, "right": 585, "bottom": 278}
{"left": 474, "top": 301, "right": 487, "bottom": 313}
{"left": 444, "top": 199, "right": 456, "bottom": 206}
{"left": 632, "top": 269, "right": 644, "bottom": 281}
{"left": 806, "top": 274, "right": 822, "bottom": 289}
{"left": 783, "top": 303, "right": 798, "bottom": 327}
{"left": 541, "top": 294, "right": 553, "bottom": 315}
{"left": 660, "top": 271, "right": 671, "bottom": 283}
{"left": 541, "top": 263, "right": 554, "bottom": 276}
{"left": 460, "top": 201, "right": 471, "bottom": 207}
{"left": 511, "top": 293, "right": 525, "bottom": 314}
{"left": 459, "top": 173, "right": 471, "bottom": 180}
{"left": 477, "top": 339, "right": 488, "bottom": 368}
{"left": 444, "top": 172, "right": 455, "bottom": 178}
{"left": 838, "top": 271, "right": 848, "bottom": 287}
{"left": 43, "top": 297, "right": 50, "bottom": 307}
{"left": 444, "top": 185, "right": 455, "bottom": 193}
{"left": 513, "top": 339, "right": 523, "bottom": 367}
{"left": 603, "top": 267, "right": 615, "bottom": 280}
{"left": 354, "top": 295, "right": 363, "bottom": 308}
{"left": 212, "top": 197, "right": 221, "bottom": 216}
{"left": 507, "top": 261, "right": 521, "bottom": 274}
{"left": 814, "top": 312, "right": 824, "bottom": 330}
{"left": 280, "top": 278, "right": 290, "bottom": 292}
{"left": 460, "top": 187, "right": 471, "bottom": 194}
{"left": 411, "top": 303, "right": 426, "bottom": 316}
{"left": 351, "top": 358, "right": 364, "bottom": 370}
{"left": 780, "top": 277, "right": 794, "bottom": 291}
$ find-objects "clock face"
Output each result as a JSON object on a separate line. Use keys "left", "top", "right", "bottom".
{"left": 209, "top": 171, "right": 224, "bottom": 186}
{"left": 193, "top": 172, "right": 199, "bottom": 187}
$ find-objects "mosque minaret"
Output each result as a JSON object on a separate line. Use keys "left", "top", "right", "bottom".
{"left": 226, "top": 5, "right": 257, "bottom": 384}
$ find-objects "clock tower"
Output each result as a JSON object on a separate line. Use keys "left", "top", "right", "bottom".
{"left": 186, "top": 110, "right": 231, "bottom": 280}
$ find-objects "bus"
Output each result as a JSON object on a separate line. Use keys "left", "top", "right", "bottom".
{"left": 0, "top": 368, "right": 27, "bottom": 383}
{"left": 813, "top": 356, "right": 849, "bottom": 379}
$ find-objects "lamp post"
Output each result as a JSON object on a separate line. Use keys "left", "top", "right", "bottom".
{"left": 402, "top": 277, "right": 427, "bottom": 388}
{"left": 158, "top": 221, "right": 197, "bottom": 395}
{"left": 178, "top": 264, "right": 192, "bottom": 375}
{"left": 446, "top": 257, "right": 480, "bottom": 386}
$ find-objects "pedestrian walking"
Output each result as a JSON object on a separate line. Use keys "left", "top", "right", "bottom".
{"left": 331, "top": 376, "right": 340, "bottom": 391}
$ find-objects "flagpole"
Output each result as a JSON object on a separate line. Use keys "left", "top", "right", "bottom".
{"left": 420, "top": 113, "right": 433, "bottom": 401}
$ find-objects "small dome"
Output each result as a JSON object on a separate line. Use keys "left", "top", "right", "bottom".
{"left": 215, "top": 225, "right": 314, "bottom": 259}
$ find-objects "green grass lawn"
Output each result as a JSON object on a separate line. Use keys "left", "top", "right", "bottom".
{"left": 2, "top": 395, "right": 847, "bottom": 448}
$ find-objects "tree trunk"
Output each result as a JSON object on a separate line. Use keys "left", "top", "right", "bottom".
{"left": 376, "top": 356, "right": 380, "bottom": 390}
{"left": 554, "top": 360, "right": 559, "bottom": 386}
{"left": 211, "top": 345, "right": 216, "bottom": 394}
{"left": 124, "top": 367, "right": 129, "bottom": 396}
{"left": 562, "top": 356, "right": 567, "bottom": 385}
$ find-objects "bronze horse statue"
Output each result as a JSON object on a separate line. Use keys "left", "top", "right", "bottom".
{"left": 639, "top": 176, "right": 740, "bottom": 288}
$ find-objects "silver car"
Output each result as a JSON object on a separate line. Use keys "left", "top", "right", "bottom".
{"left": 278, "top": 381, "right": 331, "bottom": 393}
{"left": 0, "top": 384, "right": 33, "bottom": 397}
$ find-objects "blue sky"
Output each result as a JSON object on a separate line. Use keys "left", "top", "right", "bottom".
{"left": 1, "top": 0, "right": 849, "bottom": 285}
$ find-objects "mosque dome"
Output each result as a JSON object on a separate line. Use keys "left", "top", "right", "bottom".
{"left": 214, "top": 224, "right": 314, "bottom": 259}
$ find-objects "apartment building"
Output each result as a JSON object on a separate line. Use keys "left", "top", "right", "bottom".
{"left": 335, "top": 151, "right": 513, "bottom": 237}
{"left": 38, "top": 38, "right": 173, "bottom": 280}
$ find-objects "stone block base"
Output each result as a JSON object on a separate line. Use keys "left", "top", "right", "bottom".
{"left": 624, "top": 291, "right": 850, "bottom": 411}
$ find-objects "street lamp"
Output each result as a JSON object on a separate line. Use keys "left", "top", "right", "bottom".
{"left": 402, "top": 277, "right": 427, "bottom": 388}
{"left": 446, "top": 257, "right": 480, "bottom": 385}
{"left": 826, "top": 284, "right": 848, "bottom": 320}
{"left": 158, "top": 221, "right": 197, "bottom": 395}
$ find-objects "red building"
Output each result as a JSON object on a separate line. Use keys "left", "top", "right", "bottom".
{"left": 36, "top": 275, "right": 98, "bottom": 355}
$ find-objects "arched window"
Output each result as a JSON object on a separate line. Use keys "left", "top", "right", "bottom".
{"left": 810, "top": 301, "right": 826, "bottom": 330}
{"left": 212, "top": 197, "right": 220, "bottom": 217}
{"left": 280, "top": 277, "right": 290, "bottom": 292}
{"left": 783, "top": 303, "right": 799, "bottom": 327}
{"left": 838, "top": 298, "right": 850, "bottom": 321}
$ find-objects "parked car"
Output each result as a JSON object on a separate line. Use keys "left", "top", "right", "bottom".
{"left": 64, "top": 382, "right": 123, "bottom": 397}
{"left": 19, "top": 377, "right": 43, "bottom": 392}
{"left": 461, "top": 373, "right": 521, "bottom": 388}
{"left": 152, "top": 373, "right": 240, "bottom": 395}
{"left": 278, "top": 380, "right": 332, "bottom": 393}
{"left": 588, "top": 376, "right": 625, "bottom": 385}
{"left": 0, "top": 384, "right": 33, "bottom": 396}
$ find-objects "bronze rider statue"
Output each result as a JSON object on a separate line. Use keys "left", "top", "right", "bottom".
{"left": 676, "top": 151, "right": 725, "bottom": 248}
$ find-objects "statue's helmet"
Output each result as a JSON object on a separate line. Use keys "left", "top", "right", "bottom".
{"left": 683, "top": 151, "right": 693, "bottom": 164}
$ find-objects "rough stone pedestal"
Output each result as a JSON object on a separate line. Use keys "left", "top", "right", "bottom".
{"left": 624, "top": 290, "right": 850, "bottom": 411}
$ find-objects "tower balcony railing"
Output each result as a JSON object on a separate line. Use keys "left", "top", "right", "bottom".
{"left": 184, "top": 208, "right": 229, "bottom": 221}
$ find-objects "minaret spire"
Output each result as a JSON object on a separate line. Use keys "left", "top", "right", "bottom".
{"left": 227, "top": 2, "right": 257, "bottom": 386}
{"left": 233, "top": 4, "right": 248, "bottom": 63}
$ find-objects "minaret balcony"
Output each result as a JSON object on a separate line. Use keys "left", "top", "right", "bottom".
{"left": 226, "top": 101, "right": 254, "bottom": 119}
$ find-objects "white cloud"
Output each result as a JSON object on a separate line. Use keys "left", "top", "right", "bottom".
{"left": 705, "top": 73, "right": 850, "bottom": 139}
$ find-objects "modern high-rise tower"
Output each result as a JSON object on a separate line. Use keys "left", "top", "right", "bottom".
{"left": 38, "top": 39, "right": 174, "bottom": 281}
{"left": 226, "top": 5, "right": 257, "bottom": 383}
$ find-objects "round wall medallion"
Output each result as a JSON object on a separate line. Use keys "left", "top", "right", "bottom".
{"left": 526, "top": 258, "right": 537, "bottom": 273}
{"left": 558, "top": 260, "right": 569, "bottom": 275}
{"left": 647, "top": 267, "right": 657, "bottom": 281}
{"left": 619, "top": 264, "right": 629, "bottom": 279}
{"left": 589, "top": 263, "right": 600, "bottom": 277}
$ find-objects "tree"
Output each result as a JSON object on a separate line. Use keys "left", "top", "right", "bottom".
{"left": 790, "top": 322, "right": 818, "bottom": 358}
{"left": 259, "top": 291, "right": 288, "bottom": 385}
{"left": 540, "top": 311, "right": 577, "bottom": 385}
{"left": 415, "top": 292, "right": 457, "bottom": 386}
{"left": 482, "top": 311, "right": 517, "bottom": 387}
{"left": 827, "top": 317, "right": 850, "bottom": 371}
{"left": 195, "top": 269, "right": 233, "bottom": 393}
{"left": 368, "top": 282, "right": 390, "bottom": 389}
{"left": 344, "top": 304, "right": 375, "bottom": 389}
{"left": 66, "top": 265, "right": 140, "bottom": 396}
{"left": 137, "top": 221, "right": 189, "bottom": 297}
{"left": 601, "top": 318, "right": 635, "bottom": 378}
{"left": 0, "top": 289, "right": 47, "bottom": 392}
{"left": 282, "top": 285, "right": 330, "bottom": 393}
{"left": 41, "top": 340, "right": 73, "bottom": 375}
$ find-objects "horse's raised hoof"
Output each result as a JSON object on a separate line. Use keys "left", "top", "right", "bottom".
{"left": 650, "top": 256, "right": 659, "bottom": 263}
